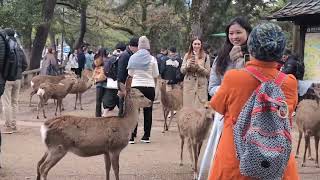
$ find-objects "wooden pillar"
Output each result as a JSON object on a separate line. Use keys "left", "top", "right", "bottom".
{"left": 299, "top": 25, "right": 307, "bottom": 61}
{"left": 292, "top": 24, "right": 300, "bottom": 54}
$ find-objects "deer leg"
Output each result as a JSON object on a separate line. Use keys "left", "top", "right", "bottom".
{"left": 167, "top": 110, "right": 175, "bottom": 131}
{"left": 59, "top": 100, "right": 62, "bottom": 116}
{"left": 110, "top": 150, "right": 121, "bottom": 180}
{"left": 162, "top": 108, "right": 168, "bottom": 133}
{"left": 179, "top": 133, "right": 184, "bottom": 166}
{"left": 302, "top": 134, "right": 311, "bottom": 167}
{"left": 308, "top": 141, "right": 313, "bottom": 160}
{"left": 296, "top": 130, "right": 303, "bottom": 158}
{"left": 192, "top": 143, "right": 198, "bottom": 180}
{"left": 197, "top": 142, "right": 203, "bottom": 157}
{"left": 36, "top": 152, "right": 48, "bottom": 180}
{"left": 104, "top": 153, "right": 111, "bottom": 180}
{"left": 55, "top": 100, "right": 58, "bottom": 116}
{"left": 39, "top": 145, "right": 67, "bottom": 180}
{"left": 74, "top": 94, "right": 78, "bottom": 110}
{"left": 42, "top": 102, "right": 47, "bottom": 119}
{"left": 80, "top": 93, "right": 83, "bottom": 110}
{"left": 30, "top": 91, "right": 36, "bottom": 106}
{"left": 37, "top": 100, "right": 41, "bottom": 119}
{"left": 187, "top": 139, "right": 194, "bottom": 167}
{"left": 61, "top": 101, "right": 64, "bottom": 111}
{"left": 315, "top": 136, "right": 319, "bottom": 168}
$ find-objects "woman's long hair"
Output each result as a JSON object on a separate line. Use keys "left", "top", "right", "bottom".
{"left": 186, "top": 37, "right": 205, "bottom": 60}
{"left": 215, "top": 17, "right": 252, "bottom": 76}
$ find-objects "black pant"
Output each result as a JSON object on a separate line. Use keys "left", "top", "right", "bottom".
{"left": 131, "top": 87, "right": 155, "bottom": 138}
{"left": 96, "top": 86, "right": 107, "bottom": 117}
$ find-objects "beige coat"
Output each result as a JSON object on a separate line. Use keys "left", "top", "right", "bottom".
{"left": 180, "top": 53, "right": 210, "bottom": 108}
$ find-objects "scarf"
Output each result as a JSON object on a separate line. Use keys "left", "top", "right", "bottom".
{"left": 127, "top": 49, "right": 151, "bottom": 70}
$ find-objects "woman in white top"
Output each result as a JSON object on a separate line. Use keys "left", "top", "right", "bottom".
{"left": 66, "top": 50, "right": 79, "bottom": 74}
{"left": 127, "top": 36, "right": 159, "bottom": 143}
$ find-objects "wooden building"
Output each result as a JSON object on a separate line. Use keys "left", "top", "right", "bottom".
{"left": 268, "top": 0, "right": 320, "bottom": 80}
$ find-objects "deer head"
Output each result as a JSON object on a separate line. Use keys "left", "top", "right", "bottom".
{"left": 118, "top": 77, "right": 152, "bottom": 109}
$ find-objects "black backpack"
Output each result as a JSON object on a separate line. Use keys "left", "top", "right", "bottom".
{"left": 104, "top": 55, "right": 119, "bottom": 81}
{"left": 0, "top": 31, "right": 18, "bottom": 81}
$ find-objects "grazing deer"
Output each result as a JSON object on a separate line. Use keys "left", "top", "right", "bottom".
{"left": 177, "top": 101, "right": 214, "bottom": 180}
{"left": 36, "top": 79, "right": 152, "bottom": 180}
{"left": 295, "top": 86, "right": 320, "bottom": 168}
{"left": 159, "top": 79, "right": 183, "bottom": 132}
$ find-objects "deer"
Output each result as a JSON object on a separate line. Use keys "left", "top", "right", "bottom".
{"left": 36, "top": 77, "right": 77, "bottom": 119}
{"left": 29, "top": 72, "right": 76, "bottom": 106}
{"left": 159, "top": 79, "right": 183, "bottom": 132}
{"left": 36, "top": 78, "right": 152, "bottom": 180}
{"left": 69, "top": 70, "right": 94, "bottom": 110}
{"left": 295, "top": 85, "right": 320, "bottom": 168}
{"left": 176, "top": 101, "right": 214, "bottom": 180}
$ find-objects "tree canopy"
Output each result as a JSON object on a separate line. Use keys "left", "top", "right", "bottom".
{"left": 0, "top": 0, "right": 290, "bottom": 69}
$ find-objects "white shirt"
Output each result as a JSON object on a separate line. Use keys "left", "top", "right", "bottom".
{"left": 128, "top": 56, "right": 159, "bottom": 87}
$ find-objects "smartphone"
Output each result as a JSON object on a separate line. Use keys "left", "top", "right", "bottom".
{"left": 241, "top": 45, "right": 248, "bottom": 54}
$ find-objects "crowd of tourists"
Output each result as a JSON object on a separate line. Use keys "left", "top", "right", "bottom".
{"left": 0, "top": 15, "right": 306, "bottom": 179}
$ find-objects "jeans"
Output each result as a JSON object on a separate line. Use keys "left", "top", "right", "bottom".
{"left": 131, "top": 87, "right": 155, "bottom": 138}
{"left": 1, "top": 80, "right": 21, "bottom": 128}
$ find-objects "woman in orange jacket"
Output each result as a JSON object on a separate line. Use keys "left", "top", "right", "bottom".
{"left": 208, "top": 23, "right": 299, "bottom": 180}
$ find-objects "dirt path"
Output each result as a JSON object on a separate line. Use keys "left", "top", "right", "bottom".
{"left": 0, "top": 86, "right": 319, "bottom": 180}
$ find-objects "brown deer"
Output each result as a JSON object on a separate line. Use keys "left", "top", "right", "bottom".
{"left": 29, "top": 72, "right": 76, "bottom": 106}
{"left": 176, "top": 101, "right": 214, "bottom": 180}
{"left": 295, "top": 86, "right": 320, "bottom": 168}
{"left": 36, "top": 79, "right": 152, "bottom": 180}
{"left": 36, "top": 77, "right": 77, "bottom": 119}
{"left": 159, "top": 79, "right": 183, "bottom": 132}
{"left": 69, "top": 71, "right": 94, "bottom": 110}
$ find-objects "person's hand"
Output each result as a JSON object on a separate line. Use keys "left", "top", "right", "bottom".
{"left": 229, "top": 46, "right": 243, "bottom": 61}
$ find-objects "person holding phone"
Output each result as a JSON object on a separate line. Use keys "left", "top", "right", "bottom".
{"left": 180, "top": 37, "right": 211, "bottom": 108}
{"left": 208, "top": 17, "right": 252, "bottom": 97}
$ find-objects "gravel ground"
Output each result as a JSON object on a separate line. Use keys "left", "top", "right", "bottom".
{"left": 0, "top": 86, "right": 319, "bottom": 180}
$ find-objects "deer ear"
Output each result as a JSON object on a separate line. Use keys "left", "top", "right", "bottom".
{"left": 125, "top": 76, "right": 132, "bottom": 92}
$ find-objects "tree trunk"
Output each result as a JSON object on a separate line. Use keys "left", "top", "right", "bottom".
{"left": 20, "top": 25, "right": 32, "bottom": 68}
{"left": 29, "top": 0, "right": 57, "bottom": 70}
{"left": 74, "top": 3, "right": 87, "bottom": 50}
{"left": 190, "top": 0, "right": 210, "bottom": 38}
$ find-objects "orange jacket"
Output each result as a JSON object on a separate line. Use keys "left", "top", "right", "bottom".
{"left": 209, "top": 59, "right": 299, "bottom": 180}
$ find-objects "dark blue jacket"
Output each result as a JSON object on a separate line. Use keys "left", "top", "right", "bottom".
{"left": 117, "top": 47, "right": 133, "bottom": 84}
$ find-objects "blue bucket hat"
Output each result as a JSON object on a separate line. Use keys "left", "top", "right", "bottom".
{"left": 248, "top": 23, "right": 286, "bottom": 62}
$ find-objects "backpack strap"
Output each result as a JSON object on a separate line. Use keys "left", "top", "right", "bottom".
{"left": 274, "top": 71, "right": 287, "bottom": 86}
{"left": 245, "top": 66, "right": 287, "bottom": 86}
{"left": 245, "top": 66, "right": 268, "bottom": 82}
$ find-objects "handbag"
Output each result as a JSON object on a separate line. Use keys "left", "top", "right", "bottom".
{"left": 93, "top": 66, "right": 106, "bottom": 83}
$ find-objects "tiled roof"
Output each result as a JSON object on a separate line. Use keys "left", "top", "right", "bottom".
{"left": 269, "top": 0, "right": 320, "bottom": 19}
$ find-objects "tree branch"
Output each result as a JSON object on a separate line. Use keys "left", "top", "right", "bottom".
{"left": 95, "top": 16, "right": 136, "bottom": 35}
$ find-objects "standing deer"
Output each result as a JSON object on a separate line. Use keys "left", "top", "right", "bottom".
{"left": 177, "top": 101, "right": 214, "bottom": 180}
{"left": 295, "top": 86, "right": 320, "bottom": 168}
{"left": 159, "top": 79, "right": 183, "bottom": 132}
{"left": 36, "top": 79, "right": 152, "bottom": 180}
